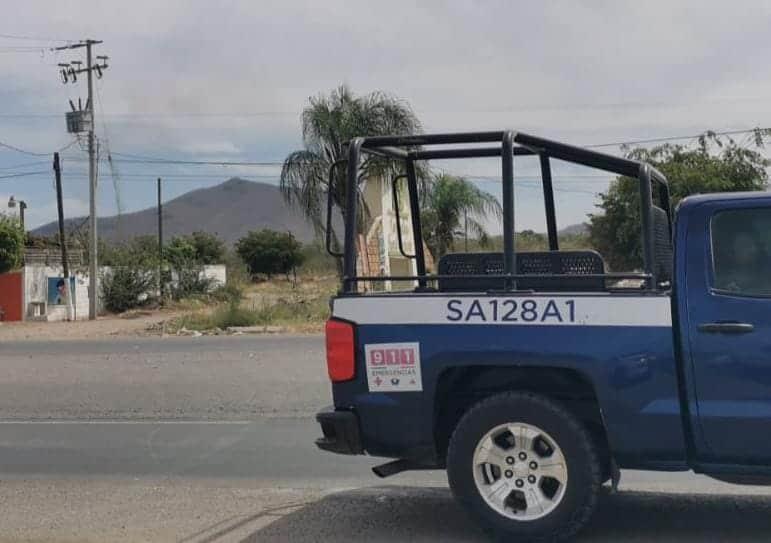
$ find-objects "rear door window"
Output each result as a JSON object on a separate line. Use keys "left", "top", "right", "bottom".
{"left": 711, "top": 207, "right": 771, "bottom": 296}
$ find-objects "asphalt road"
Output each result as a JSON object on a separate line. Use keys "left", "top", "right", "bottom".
{"left": 2, "top": 336, "right": 771, "bottom": 542}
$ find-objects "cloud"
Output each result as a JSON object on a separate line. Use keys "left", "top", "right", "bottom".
{"left": 2, "top": 0, "right": 771, "bottom": 229}
{"left": 177, "top": 141, "right": 242, "bottom": 156}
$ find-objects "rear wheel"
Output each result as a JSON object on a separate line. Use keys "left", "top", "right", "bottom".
{"left": 447, "top": 392, "right": 601, "bottom": 542}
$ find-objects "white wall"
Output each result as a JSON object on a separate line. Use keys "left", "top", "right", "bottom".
{"left": 22, "top": 264, "right": 227, "bottom": 322}
{"left": 23, "top": 265, "right": 90, "bottom": 321}
{"left": 202, "top": 265, "right": 226, "bottom": 286}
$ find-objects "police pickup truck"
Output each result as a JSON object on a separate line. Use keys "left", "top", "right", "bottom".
{"left": 314, "top": 131, "right": 771, "bottom": 541}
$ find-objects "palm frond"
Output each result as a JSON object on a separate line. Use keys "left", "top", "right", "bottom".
{"left": 280, "top": 149, "right": 327, "bottom": 232}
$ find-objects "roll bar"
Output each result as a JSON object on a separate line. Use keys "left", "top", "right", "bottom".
{"left": 325, "top": 130, "right": 671, "bottom": 293}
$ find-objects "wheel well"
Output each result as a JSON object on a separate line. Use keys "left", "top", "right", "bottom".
{"left": 434, "top": 366, "right": 612, "bottom": 477}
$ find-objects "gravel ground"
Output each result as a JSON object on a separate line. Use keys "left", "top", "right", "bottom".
{"left": 0, "top": 311, "right": 177, "bottom": 342}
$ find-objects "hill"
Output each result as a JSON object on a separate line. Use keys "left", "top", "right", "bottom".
{"left": 32, "top": 178, "right": 317, "bottom": 245}
{"left": 558, "top": 223, "right": 589, "bottom": 236}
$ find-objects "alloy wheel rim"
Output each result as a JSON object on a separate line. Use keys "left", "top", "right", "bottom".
{"left": 472, "top": 422, "right": 568, "bottom": 521}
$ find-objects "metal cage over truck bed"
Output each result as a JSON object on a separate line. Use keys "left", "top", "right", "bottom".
{"left": 329, "top": 130, "right": 673, "bottom": 293}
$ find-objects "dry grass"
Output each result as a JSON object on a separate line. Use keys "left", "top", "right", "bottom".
{"left": 168, "top": 275, "right": 337, "bottom": 333}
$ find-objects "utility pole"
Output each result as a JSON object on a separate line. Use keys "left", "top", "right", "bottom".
{"left": 55, "top": 39, "right": 109, "bottom": 320}
{"left": 157, "top": 178, "right": 163, "bottom": 301}
{"left": 53, "top": 152, "right": 73, "bottom": 320}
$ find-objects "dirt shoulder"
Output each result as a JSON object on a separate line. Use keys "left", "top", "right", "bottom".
{"left": 0, "top": 310, "right": 180, "bottom": 342}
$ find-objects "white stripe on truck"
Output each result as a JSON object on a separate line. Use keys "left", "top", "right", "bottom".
{"left": 333, "top": 294, "right": 671, "bottom": 327}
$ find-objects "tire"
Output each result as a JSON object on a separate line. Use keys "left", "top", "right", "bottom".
{"left": 447, "top": 392, "right": 601, "bottom": 542}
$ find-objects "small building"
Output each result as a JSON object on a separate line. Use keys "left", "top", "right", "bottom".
{"left": 356, "top": 176, "right": 433, "bottom": 291}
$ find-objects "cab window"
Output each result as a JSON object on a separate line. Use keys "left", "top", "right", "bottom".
{"left": 711, "top": 207, "right": 771, "bottom": 296}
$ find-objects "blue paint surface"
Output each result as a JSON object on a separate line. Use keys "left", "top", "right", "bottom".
{"left": 333, "top": 322, "right": 686, "bottom": 469}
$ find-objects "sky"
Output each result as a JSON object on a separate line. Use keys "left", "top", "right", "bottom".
{"left": 1, "top": 0, "right": 771, "bottom": 232}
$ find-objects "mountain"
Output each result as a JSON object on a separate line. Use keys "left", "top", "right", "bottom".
{"left": 32, "top": 178, "right": 317, "bottom": 245}
{"left": 558, "top": 223, "right": 589, "bottom": 236}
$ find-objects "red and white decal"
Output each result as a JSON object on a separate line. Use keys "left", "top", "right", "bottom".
{"left": 365, "top": 342, "right": 423, "bottom": 392}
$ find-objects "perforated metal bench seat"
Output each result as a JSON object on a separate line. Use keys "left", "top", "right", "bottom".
{"left": 437, "top": 251, "right": 607, "bottom": 292}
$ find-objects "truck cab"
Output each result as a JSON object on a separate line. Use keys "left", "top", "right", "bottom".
{"left": 314, "top": 130, "right": 771, "bottom": 541}
{"left": 676, "top": 192, "right": 771, "bottom": 467}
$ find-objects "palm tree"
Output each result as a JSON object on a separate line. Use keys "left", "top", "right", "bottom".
{"left": 421, "top": 174, "right": 502, "bottom": 259}
{"left": 280, "top": 85, "right": 422, "bottom": 254}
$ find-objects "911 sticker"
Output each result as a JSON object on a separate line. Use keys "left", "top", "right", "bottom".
{"left": 365, "top": 342, "right": 423, "bottom": 392}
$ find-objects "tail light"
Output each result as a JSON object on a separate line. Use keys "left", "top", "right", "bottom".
{"left": 326, "top": 319, "right": 355, "bottom": 382}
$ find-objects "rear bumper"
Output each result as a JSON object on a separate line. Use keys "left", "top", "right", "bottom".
{"left": 315, "top": 406, "right": 364, "bottom": 455}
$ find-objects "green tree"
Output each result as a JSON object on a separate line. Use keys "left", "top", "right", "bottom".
{"left": 421, "top": 174, "right": 502, "bottom": 259}
{"left": 185, "top": 231, "right": 226, "bottom": 264}
{"left": 0, "top": 214, "right": 24, "bottom": 273}
{"left": 280, "top": 85, "right": 422, "bottom": 251}
{"left": 102, "top": 235, "right": 160, "bottom": 267}
{"left": 235, "top": 229, "right": 305, "bottom": 279}
{"left": 164, "top": 236, "right": 196, "bottom": 269}
{"left": 589, "top": 130, "right": 769, "bottom": 271}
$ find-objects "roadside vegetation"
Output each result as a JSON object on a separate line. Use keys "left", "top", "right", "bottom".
{"left": 75, "top": 86, "right": 771, "bottom": 334}
{"left": 0, "top": 213, "right": 25, "bottom": 274}
{"left": 166, "top": 254, "right": 336, "bottom": 334}
{"left": 93, "top": 227, "right": 336, "bottom": 333}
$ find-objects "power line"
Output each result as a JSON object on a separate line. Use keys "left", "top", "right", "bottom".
{"left": 0, "top": 33, "right": 73, "bottom": 42}
{"left": 1, "top": 127, "right": 767, "bottom": 175}
{"left": 0, "top": 47, "right": 48, "bottom": 52}
{"left": 0, "top": 160, "right": 50, "bottom": 171}
{"left": 586, "top": 127, "right": 771, "bottom": 148}
{"left": 0, "top": 170, "right": 49, "bottom": 180}
{"left": 1, "top": 96, "right": 771, "bottom": 118}
{"left": 75, "top": 126, "right": 771, "bottom": 166}
{"left": 0, "top": 138, "right": 79, "bottom": 157}
{"left": 109, "top": 151, "right": 285, "bottom": 166}
{"left": 0, "top": 171, "right": 280, "bottom": 180}
{"left": 0, "top": 139, "right": 50, "bottom": 156}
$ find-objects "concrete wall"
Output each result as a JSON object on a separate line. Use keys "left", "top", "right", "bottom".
{"left": 20, "top": 264, "right": 226, "bottom": 322}
{"left": 202, "top": 265, "right": 226, "bottom": 286}
{"left": 23, "top": 265, "right": 90, "bottom": 321}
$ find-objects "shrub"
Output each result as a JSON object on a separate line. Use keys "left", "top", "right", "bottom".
{"left": 188, "top": 231, "right": 226, "bottom": 264}
{"left": 101, "top": 267, "right": 157, "bottom": 313}
{"left": 165, "top": 232, "right": 225, "bottom": 268}
{"left": 235, "top": 229, "right": 304, "bottom": 279}
{"left": 102, "top": 235, "right": 160, "bottom": 267}
{"left": 214, "top": 303, "right": 260, "bottom": 328}
{"left": 175, "top": 302, "right": 260, "bottom": 331}
{"left": 0, "top": 214, "right": 24, "bottom": 274}
{"left": 299, "top": 242, "right": 339, "bottom": 276}
{"left": 169, "top": 265, "right": 215, "bottom": 300}
{"left": 210, "top": 282, "right": 244, "bottom": 304}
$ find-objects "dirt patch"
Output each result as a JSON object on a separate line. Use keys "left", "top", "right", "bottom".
{"left": 0, "top": 310, "right": 180, "bottom": 342}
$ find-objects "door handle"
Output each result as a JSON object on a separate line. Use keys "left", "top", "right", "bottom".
{"left": 698, "top": 322, "right": 755, "bottom": 334}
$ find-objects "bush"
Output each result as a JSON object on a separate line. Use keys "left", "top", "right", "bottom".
{"left": 211, "top": 282, "right": 244, "bottom": 304}
{"left": 223, "top": 249, "right": 250, "bottom": 285}
{"left": 299, "top": 242, "right": 339, "bottom": 276}
{"left": 169, "top": 265, "right": 215, "bottom": 300}
{"left": 175, "top": 302, "right": 260, "bottom": 331}
{"left": 188, "top": 231, "right": 226, "bottom": 264}
{"left": 101, "top": 267, "right": 157, "bottom": 313}
{"left": 165, "top": 232, "right": 225, "bottom": 268}
{"left": 252, "top": 295, "right": 330, "bottom": 325}
{"left": 235, "top": 229, "right": 304, "bottom": 278}
{"left": 102, "top": 235, "right": 160, "bottom": 267}
{"left": 0, "top": 214, "right": 24, "bottom": 274}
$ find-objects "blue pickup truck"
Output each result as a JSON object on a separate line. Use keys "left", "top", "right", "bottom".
{"left": 314, "top": 131, "right": 771, "bottom": 541}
